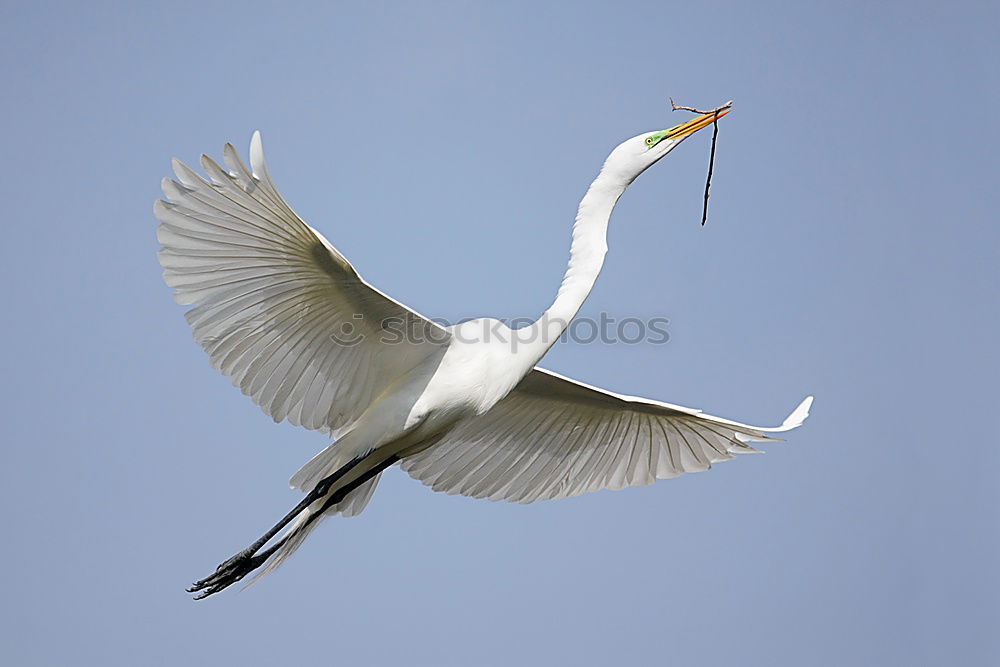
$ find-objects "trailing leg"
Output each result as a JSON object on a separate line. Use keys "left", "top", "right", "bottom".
{"left": 187, "top": 452, "right": 368, "bottom": 597}
{"left": 188, "top": 453, "right": 400, "bottom": 599}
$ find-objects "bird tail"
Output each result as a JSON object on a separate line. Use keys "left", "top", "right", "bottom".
{"left": 241, "top": 441, "right": 384, "bottom": 585}
{"left": 290, "top": 441, "right": 380, "bottom": 517}
{"left": 246, "top": 471, "right": 382, "bottom": 585}
{"left": 289, "top": 442, "right": 342, "bottom": 493}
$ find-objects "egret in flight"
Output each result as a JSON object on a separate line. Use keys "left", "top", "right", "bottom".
{"left": 155, "top": 107, "right": 812, "bottom": 598}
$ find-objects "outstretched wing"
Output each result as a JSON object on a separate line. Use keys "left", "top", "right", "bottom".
{"left": 155, "top": 132, "right": 449, "bottom": 434}
{"left": 401, "top": 368, "right": 812, "bottom": 503}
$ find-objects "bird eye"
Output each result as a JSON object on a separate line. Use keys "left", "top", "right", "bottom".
{"left": 645, "top": 137, "right": 654, "bottom": 146}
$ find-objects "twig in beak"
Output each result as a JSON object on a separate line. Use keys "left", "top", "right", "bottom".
{"left": 702, "top": 118, "right": 720, "bottom": 226}
{"left": 669, "top": 98, "right": 732, "bottom": 226}
{"left": 669, "top": 97, "right": 733, "bottom": 115}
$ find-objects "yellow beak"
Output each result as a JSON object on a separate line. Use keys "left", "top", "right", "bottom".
{"left": 666, "top": 108, "right": 731, "bottom": 140}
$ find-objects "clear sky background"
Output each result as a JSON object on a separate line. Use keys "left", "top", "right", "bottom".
{"left": 2, "top": 1, "right": 996, "bottom": 665}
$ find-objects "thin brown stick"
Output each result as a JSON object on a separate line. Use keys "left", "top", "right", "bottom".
{"left": 669, "top": 97, "right": 733, "bottom": 115}
{"left": 669, "top": 97, "right": 732, "bottom": 226}
{"left": 702, "top": 119, "right": 719, "bottom": 226}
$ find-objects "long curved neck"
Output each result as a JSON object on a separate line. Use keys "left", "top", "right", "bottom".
{"left": 517, "top": 165, "right": 627, "bottom": 366}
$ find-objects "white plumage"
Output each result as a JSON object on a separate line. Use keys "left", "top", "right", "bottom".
{"left": 402, "top": 368, "right": 811, "bottom": 504}
{"left": 157, "top": 111, "right": 812, "bottom": 598}
{"left": 157, "top": 135, "right": 449, "bottom": 437}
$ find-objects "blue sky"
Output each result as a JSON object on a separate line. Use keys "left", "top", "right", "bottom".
{"left": 1, "top": 1, "right": 997, "bottom": 664}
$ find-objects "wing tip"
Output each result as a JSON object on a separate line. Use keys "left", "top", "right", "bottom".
{"left": 169, "top": 156, "right": 187, "bottom": 175}
{"left": 780, "top": 395, "right": 813, "bottom": 431}
{"left": 249, "top": 130, "right": 266, "bottom": 176}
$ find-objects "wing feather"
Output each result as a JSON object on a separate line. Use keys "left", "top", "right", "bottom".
{"left": 156, "top": 132, "right": 449, "bottom": 434}
{"left": 401, "top": 368, "right": 812, "bottom": 503}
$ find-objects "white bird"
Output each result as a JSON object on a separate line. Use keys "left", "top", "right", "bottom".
{"left": 155, "top": 108, "right": 812, "bottom": 598}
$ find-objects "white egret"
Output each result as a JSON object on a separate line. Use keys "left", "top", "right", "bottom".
{"left": 155, "top": 107, "right": 812, "bottom": 598}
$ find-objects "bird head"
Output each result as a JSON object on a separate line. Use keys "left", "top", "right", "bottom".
{"left": 604, "top": 107, "right": 731, "bottom": 186}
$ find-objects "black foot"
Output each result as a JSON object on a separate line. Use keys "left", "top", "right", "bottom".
{"left": 187, "top": 545, "right": 278, "bottom": 599}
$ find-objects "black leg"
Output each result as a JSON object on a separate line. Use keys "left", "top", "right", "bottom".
{"left": 187, "top": 452, "right": 368, "bottom": 597}
{"left": 188, "top": 453, "right": 400, "bottom": 599}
